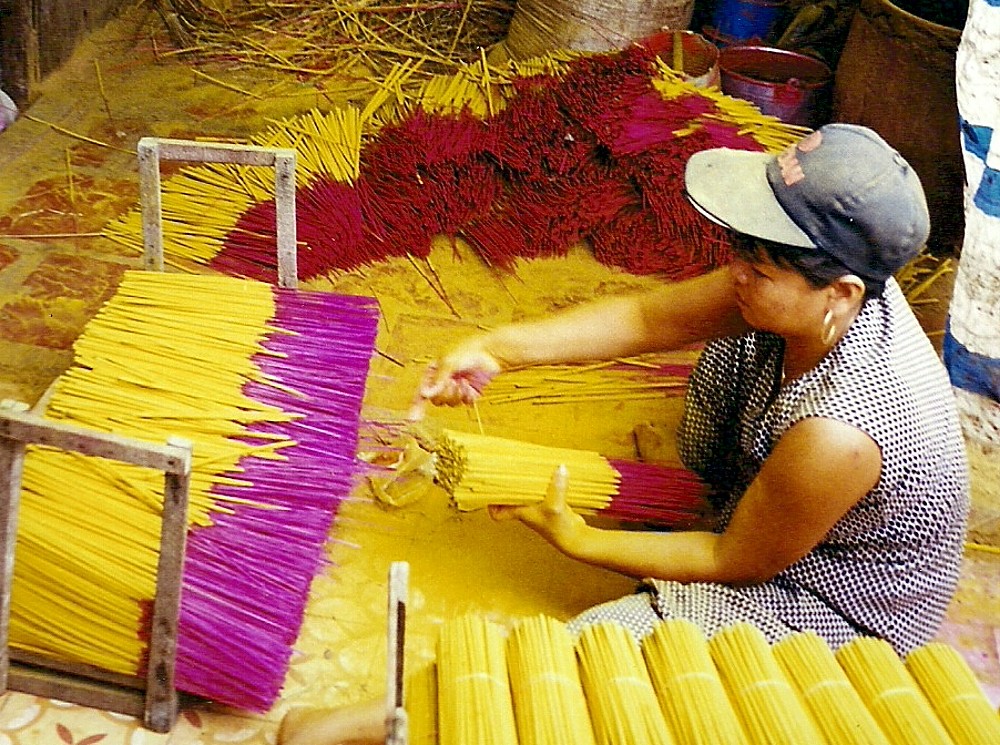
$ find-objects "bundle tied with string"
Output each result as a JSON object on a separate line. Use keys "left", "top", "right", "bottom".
{"left": 641, "top": 619, "right": 747, "bottom": 744}
{"left": 906, "top": 642, "right": 1000, "bottom": 745}
{"left": 434, "top": 428, "right": 709, "bottom": 527}
{"left": 772, "top": 631, "right": 890, "bottom": 745}
{"left": 837, "top": 636, "right": 960, "bottom": 745}
{"left": 12, "top": 271, "right": 379, "bottom": 711}
{"left": 709, "top": 623, "right": 827, "bottom": 743}
{"left": 429, "top": 615, "right": 1000, "bottom": 745}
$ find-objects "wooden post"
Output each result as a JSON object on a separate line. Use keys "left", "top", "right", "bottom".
{"left": 274, "top": 151, "right": 299, "bottom": 289}
{"left": 138, "top": 138, "right": 164, "bottom": 272}
{"left": 144, "top": 436, "right": 192, "bottom": 732}
{"left": 386, "top": 562, "right": 409, "bottom": 745}
{"left": 0, "top": 401, "right": 27, "bottom": 690}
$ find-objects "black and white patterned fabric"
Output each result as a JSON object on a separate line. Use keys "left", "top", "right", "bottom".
{"left": 569, "top": 278, "right": 969, "bottom": 654}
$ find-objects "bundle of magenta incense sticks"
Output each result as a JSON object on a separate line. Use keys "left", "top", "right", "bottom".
{"left": 435, "top": 429, "right": 708, "bottom": 528}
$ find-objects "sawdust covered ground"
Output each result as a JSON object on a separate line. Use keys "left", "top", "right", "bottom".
{"left": 0, "top": 6, "right": 996, "bottom": 742}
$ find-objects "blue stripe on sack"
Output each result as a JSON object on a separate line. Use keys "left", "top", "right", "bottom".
{"left": 961, "top": 119, "right": 992, "bottom": 161}
{"left": 943, "top": 321, "right": 1000, "bottom": 401}
{"left": 974, "top": 167, "right": 1000, "bottom": 217}
{"left": 959, "top": 118, "right": 1000, "bottom": 218}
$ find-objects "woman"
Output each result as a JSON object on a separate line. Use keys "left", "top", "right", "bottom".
{"left": 279, "top": 123, "right": 969, "bottom": 745}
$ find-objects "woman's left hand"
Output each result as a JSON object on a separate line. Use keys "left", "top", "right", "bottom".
{"left": 489, "top": 465, "right": 587, "bottom": 555}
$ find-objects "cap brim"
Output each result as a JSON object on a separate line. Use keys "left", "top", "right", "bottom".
{"left": 684, "top": 148, "right": 814, "bottom": 248}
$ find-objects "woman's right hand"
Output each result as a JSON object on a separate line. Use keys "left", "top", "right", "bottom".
{"left": 408, "top": 336, "right": 503, "bottom": 419}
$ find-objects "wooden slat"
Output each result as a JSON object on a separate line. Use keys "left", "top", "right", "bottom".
{"left": 0, "top": 431, "right": 25, "bottom": 691}
{"left": 10, "top": 649, "right": 144, "bottom": 691}
{"left": 0, "top": 408, "right": 190, "bottom": 474}
{"left": 274, "top": 151, "right": 299, "bottom": 290}
{"left": 8, "top": 663, "right": 147, "bottom": 719}
{"left": 144, "top": 437, "right": 192, "bottom": 732}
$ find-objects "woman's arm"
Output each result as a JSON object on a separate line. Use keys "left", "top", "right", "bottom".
{"left": 495, "top": 417, "right": 882, "bottom": 584}
{"left": 419, "top": 268, "right": 747, "bottom": 407}
{"left": 485, "top": 267, "right": 746, "bottom": 366}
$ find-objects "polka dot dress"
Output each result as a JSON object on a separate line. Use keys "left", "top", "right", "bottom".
{"left": 569, "top": 279, "right": 970, "bottom": 654}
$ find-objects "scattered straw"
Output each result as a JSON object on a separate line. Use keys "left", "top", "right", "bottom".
{"left": 153, "top": 0, "right": 518, "bottom": 79}
{"left": 93, "top": 60, "right": 118, "bottom": 132}
{"left": 23, "top": 114, "right": 130, "bottom": 153}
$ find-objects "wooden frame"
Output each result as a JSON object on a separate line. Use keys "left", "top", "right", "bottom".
{"left": 0, "top": 401, "right": 193, "bottom": 733}
{"left": 137, "top": 137, "right": 299, "bottom": 289}
{"left": 385, "top": 561, "right": 409, "bottom": 745}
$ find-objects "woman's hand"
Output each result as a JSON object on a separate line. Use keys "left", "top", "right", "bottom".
{"left": 489, "top": 465, "right": 587, "bottom": 556}
{"left": 409, "top": 336, "right": 502, "bottom": 419}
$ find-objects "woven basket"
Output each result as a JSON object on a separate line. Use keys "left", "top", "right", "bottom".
{"left": 502, "top": 0, "right": 696, "bottom": 60}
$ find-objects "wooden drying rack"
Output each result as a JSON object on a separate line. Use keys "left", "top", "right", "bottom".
{"left": 137, "top": 137, "right": 299, "bottom": 289}
{"left": 0, "top": 137, "right": 300, "bottom": 731}
{"left": 0, "top": 400, "right": 192, "bottom": 732}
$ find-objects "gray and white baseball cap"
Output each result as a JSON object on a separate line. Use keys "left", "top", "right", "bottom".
{"left": 684, "top": 123, "right": 930, "bottom": 283}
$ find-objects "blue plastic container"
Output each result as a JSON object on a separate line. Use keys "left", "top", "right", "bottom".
{"left": 711, "top": 0, "right": 787, "bottom": 43}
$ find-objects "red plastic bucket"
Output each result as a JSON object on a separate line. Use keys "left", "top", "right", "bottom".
{"left": 719, "top": 45, "right": 832, "bottom": 128}
{"left": 639, "top": 30, "right": 721, "bottom": 88}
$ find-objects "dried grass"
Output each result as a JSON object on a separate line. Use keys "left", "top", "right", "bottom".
{"left": 153, "top": 0, "right": 517, "bottom": 78}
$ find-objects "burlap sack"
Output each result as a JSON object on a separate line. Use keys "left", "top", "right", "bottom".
{"left": 502, "top": 0, "right": 695, "bottom": 59}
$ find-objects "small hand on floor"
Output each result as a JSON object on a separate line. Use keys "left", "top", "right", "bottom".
{"left": 632, "top": 421, "right": 676, "bottom": 465}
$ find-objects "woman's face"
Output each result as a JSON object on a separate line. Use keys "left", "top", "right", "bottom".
{"left": 728, "top": 253, "right": 827, "bottom": 338}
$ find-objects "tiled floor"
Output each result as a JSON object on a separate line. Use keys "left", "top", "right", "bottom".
{"left": 0, "top": 6, "right": 997, "bottom": 744}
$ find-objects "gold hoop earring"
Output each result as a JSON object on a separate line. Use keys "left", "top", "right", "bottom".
{"left": 820, "top": 309, "right": 837, "bottom": 346}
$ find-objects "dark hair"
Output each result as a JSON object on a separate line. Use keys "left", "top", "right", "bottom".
{"left": 731, "top": 233, "right": 883, "bottom": 300}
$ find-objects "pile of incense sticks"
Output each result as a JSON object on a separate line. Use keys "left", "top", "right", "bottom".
{"left": 14, "top": 271, "right": 379, "bottom": 711}
{"left": 424, "top": 614, "right": 1000, "bottom": 745}
{"left": 479, "top": 354, "right": 696, "bottom": 406}
{"left": 435, "top": 428, "right": 708, "bottom": 527}
{"left": 103, "top": 44, "right": 807, "bottom": 283}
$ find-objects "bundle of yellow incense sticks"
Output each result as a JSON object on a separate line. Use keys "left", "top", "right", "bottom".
{"left": 430, "top": 615, "right": 997, "bottom": 745}
{"left": 434, "top": 428, "right": 708, "bottom": 527}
